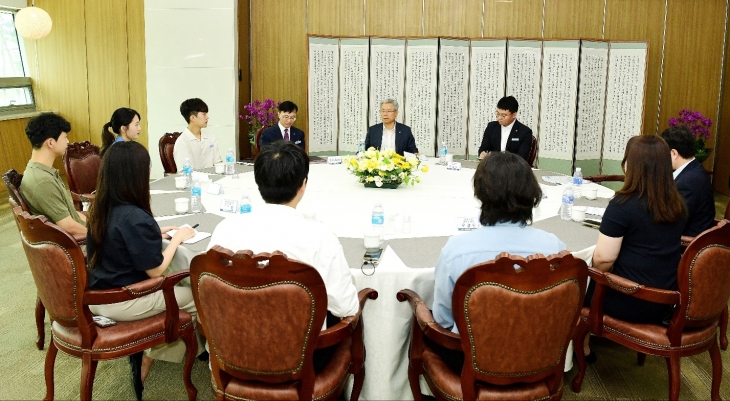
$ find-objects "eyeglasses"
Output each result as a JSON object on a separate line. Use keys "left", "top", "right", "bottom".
{"left": 496, "top": 111, "right": 514, "bottom": 119}
{"left": 281, "top": 115, "right": 297, "bottom": 121}
{"left": 380, "top": 110, "right": 396, "bottom": 114}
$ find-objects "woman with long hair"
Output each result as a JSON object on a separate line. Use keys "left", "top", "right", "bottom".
{"left": 86, "top": 141, "right": 202, "bottom": 398}
{"left": 583, "top": 135, "right": 687, "bottom": 360}
{"left": 100, "top": 107, "right": 141, "bottom": 156}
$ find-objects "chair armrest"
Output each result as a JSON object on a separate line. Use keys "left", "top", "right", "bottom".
{"left": 72, "top": 234, "right": 87, "bottom": 245}
{"left": 316, "top": 288, "right": 378, "bottom": 349}
{"left": 588, "top": 268, "right": 680, "bottom": 305}
{"left": 397, "top": 289, "right": 461, "bottom": 351}
{"left": 85, "top": 270, "right": 191, "bottom": 305}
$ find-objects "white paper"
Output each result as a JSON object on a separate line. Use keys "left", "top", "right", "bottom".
{"left": 165, "top": 224, "right": 212, "bottom": 244}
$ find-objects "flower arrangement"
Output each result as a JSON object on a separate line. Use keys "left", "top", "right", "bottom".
{"left": 240, "top": 99, "right": 281, "bottom": 145}
{"left": 346, "top": 147, "right": 427, "bottom": 187}
{"left": 668, "top": 109, "right": 713, "bottom": 162}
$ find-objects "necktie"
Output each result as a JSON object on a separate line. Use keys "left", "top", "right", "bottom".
{"left": 284, "top": 128, "right": 290, "bottom": 141}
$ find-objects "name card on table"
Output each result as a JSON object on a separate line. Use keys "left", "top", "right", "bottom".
{"left": 219, "top": 199, "right": 239, "bottom": 213}
{"left": 447, "top": 162, "right": 461, "bottom": 171}
{"left": 206, "top": 183, "right": 222, "bottom": 194}
{"left": 327, "top": 156, "right": 343, "bottom": 164}
{"left": 457, "top": 217, "right": 480, "bottom": 231}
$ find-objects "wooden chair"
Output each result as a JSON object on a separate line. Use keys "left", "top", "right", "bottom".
{"left": 14, "top": 208, "right": 198, "bottom": 401}
{"left": 527, "top": 135, "right": 538, "bottom": 168}
{"left": 159, "top": 132, "right": 182, "bottom": 175}
{"left": 190, "top": 246, "right": 378, "bottom": 401}
{"left": 62, "top": 141, "right": 101, "bottom": 211}
{"left": 397, "top": 251, "right": 588, "bottom": 401}
{"left": 572, "top": 220, "right": 730, "bottom": 401}
{"left": 254, "top": 126, "right": 265, "bottom": 153}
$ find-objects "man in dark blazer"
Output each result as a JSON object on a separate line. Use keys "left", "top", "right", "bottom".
{"left": 260, "top": 100, "right": 305, "bottom": 150}
{"left": 365, "top": 99, "right": 418, "bottom": 156}
{"left": 661, "top": 125, "right": 716, "bottom": 236}
{"left": 477, "top": 96, "right": 532, "bottom": 161}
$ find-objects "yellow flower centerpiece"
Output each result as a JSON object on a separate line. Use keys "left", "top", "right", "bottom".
{"left": 346, "top": 147, "right": 424, "bottom": 188}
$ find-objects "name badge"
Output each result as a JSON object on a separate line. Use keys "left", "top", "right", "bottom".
{"left": 209, "top": 144, "right": 214, "bottom": 148}
{"left": 511, "top": 138, "right": 519, "bottom": 141}
{"left": 219, "top": 199, "right": 238, "bottom": 213}
{"left": 457, "top": 217, "right": 480, "bottom": 231}
{"left": 447, "top": 162, "right": 461, "bottom": 171}
{"left": 206, "top": 183, "right": 222, "bottom": 194}
{"left": 295, "top": 140, "right": 302, "bottom": 145}
{"left": 327, "top": 156, "right": 342, "bottom": 164}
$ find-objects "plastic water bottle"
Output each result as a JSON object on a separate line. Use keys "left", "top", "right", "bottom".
{"left": 358, "top": 139, "right": 365, "bottom": 155}
{"left": 372, "top": 202, "right": 384, "bottom": 239}
{"left": 239, "top": 191, "right": 252, "bottom": 214}
{"left": 225, "top": 148, "right": 235, "bottom": 176}
{"left": 572, "top": 167, "right": 583, "bottom": 199}
{"left": 560, "top": 184, "right": 574, "bottom": 221}
{"left": 190, "top": 180, "right": 202, "bottom": 213}
{"left": 439, "top": 141, "right": 447, "bottom": 165}
{"left": 183, "top": 158, "right": 192, "bottom": 188}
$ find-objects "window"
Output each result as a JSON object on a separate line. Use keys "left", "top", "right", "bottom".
{"left": 0, "top": 9, "right": 35, "bottom": 116}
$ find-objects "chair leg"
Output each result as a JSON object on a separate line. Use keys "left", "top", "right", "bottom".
{"left": 181, "top": 329, "right": 198, "bottom": 401}
{"left": 350, "top": 367, "right": 365, "bottom": 401}
{"left": 665, "top": 352, "right": 681, "bottom": 401}
{"left": 571, "top": 322, "right": 589, "bottom": 393}
{"left": 79, "top": 352, "right": 98, "bottom": 401}
{"left": 44, "top": 339, "right": 58, "bottom": 401}
{"left": 408, "top": 362, "right": 423, "bottom": 401}
{"left": 721, "top": 306, "right": 728, "bottom": 351}
{"left": 36, "top": 297, "right": 45, "bottom": 350}
{"left": 709, "top": 338, "right": 722, "bottom": 401}
{"left": 637, "top": 352, "right": 646, "bottom": 366}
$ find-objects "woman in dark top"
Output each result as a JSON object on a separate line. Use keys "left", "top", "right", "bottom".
{"left": 86, "top": 141, "right": 199, "bottom": 396}
{"left": 583, "top": 135, "right": 687, "bottom": 360}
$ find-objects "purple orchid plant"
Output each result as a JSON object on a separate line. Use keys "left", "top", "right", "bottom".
{"left": 668, "top": 109, "right": 713, "bottom": 161}
{"left": 240, "top": 99, "right": 281, "bottom": 145}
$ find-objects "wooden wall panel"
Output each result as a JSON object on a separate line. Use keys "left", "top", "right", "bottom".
{"left": 85, "top": 0, "right": 130, "bottom": 146}
{"left": 544, "top": 0, "right": 604, "bottom": 39}
{"left": 604, "top": 0, "right": 666, "bottom": 136}
{"left": 0, "top": 118, "right": 32, "bottom": 183}
{"left": 309, "top": 0, "right": 364, "bottom": 36}
{"left": 238, "top": 0, "right": 252, "bottom": 159}
{"left": 713, "top": 7, "right": 730, "bottom": 196}
{"left": 424, "top": 0, "right": 482, "bottom": 38}
{"left": 251, "top": 0, "right": 308, "bottom": 146}
{"left": 483, "top": 0, "right": 543, "bottom": 38}
{"left": 28, "top": 0, "right": 91, "bottom": 144}
{"left": 366, "top": 0, "right": 422, "bottom": 36}
{"left": 127, "top": 0, "right": 148, "bottom": 149}
{"left": 660, "top": 0, "right": 727, "bottom": 171}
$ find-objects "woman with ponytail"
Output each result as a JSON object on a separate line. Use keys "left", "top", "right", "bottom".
{"left": 100, "top": 107, "right": 141, "bottom": 156}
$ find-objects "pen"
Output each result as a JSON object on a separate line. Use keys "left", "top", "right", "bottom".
{"left": 191, "top": 224, "right": 199, "bottom": 229}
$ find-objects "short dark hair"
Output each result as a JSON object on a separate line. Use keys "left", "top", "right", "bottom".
{"left": 254, "top": 140, "right": 309, "bottom": 204}
{"left": 496, "top": 96, "right": 519, "bottom": 113}
{"left": 473, "top": 152, "right": 541, "bottom": 226}
{"left": 278, "top": 101, "right": 298, "bottom": 114}
{"left": 25, "top": 112, "right": 71, "bottom": 149}
{"left": 661, "top": 125, "right": 695, "bottom": 159}
{"left": 180, "top": 98, "right": 209, "bottom": 123}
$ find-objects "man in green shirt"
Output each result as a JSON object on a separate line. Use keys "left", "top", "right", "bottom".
{"left": 20, "top": 113, "right": 87, "bottom": 237}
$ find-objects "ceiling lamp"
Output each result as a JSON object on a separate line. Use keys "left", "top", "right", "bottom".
{"left": 14, "top": 5, "right": 52, "bottom": 40}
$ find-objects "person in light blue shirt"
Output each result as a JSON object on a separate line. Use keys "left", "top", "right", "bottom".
{"left": 433, "top": 151, "right": 567, "bottom": 333}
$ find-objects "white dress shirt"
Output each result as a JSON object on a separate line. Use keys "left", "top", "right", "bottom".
{"left": 173, "top": 128, "right": 222, "bottom": 170}
{"left": 207, "top": 203, "right": 360, "bottom": 321}
{"left": 672, "top": 158, "right": 694, "bottom": 179}
{"left": 500, "top": 120, "right": 516, "bottom": 152}
{"left": 382, "top": 124, "right": 397, "bottom": 151}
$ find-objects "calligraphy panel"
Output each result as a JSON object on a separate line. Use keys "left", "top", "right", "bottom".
{"left": 468, "top": 39, "right": 506, "bottom": 158}
{"left": 437, "top": 39, "right": 470, "bottom": 156}
{"left": 369, "top": 38, "right": 406, "bottom": 126}
{"left": 307, "top": 37, "right": 339, "bottom": 153}
{"left": 404, "top": 38, "right": 438, "bottom": 157}
{"left": 575, "top": 41, "right": 608, "bottom": 161}
{"left": 506, "top": 40, "right": 542, "bottom": 140}
{"left": 338, "top": 38, "right": 370, "bottom": 153}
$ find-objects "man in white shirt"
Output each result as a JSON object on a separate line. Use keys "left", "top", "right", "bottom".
{"left": 173, "top": 98, "right": 222, "bottom": 170}
{"left": 364, "top": 99, "right": 419, "bottom": 156}
{"left": 207, "top": 140, "right": 359, "bottom": 321}
{"left": 477, "top": 96, "right": 533, "bottom": 162}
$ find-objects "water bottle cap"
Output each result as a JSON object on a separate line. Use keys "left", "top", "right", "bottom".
{"left": 374, "top": 202, "right": 382, "bottom": 206}
{"left": 576, "top": 167, "right": 581, "bottom": 172}
{"left": 566, "top": 183, "right": 573, "bottom": 187}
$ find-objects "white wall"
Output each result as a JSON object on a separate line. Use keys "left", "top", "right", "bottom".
{"left": 0, "top": 0, "right": 26, "bottom": 9}
{"left": 144, "top": 0, "right": 238, "bottom": 178}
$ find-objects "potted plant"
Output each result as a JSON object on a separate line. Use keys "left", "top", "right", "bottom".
{"left": 346, "top": 148, "right": 427, "bottom": 188}
{"left": 668, "top": 109, "right": 713, "bottom": 163}
{"left": 240, "top": 99, "right": 280, "bottom": 155}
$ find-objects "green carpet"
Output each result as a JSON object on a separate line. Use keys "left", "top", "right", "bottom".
{"left": 1, "top": 199, "right": 729, "bottom": 400}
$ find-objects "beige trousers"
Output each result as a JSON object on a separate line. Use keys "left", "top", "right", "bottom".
{"left": 90, "top": 286, "right": 204, "bottom": 363}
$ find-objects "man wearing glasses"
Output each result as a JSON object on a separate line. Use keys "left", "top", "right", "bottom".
{"left": 477, "top": 96, "right": 532, "bottom": 161}
{"left": 364, "top": 99, "right": 419, "bottom": 156}
{"left": 260, "top": 100, "right": 306, "bottom": 150}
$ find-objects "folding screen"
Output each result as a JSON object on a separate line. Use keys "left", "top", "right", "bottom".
{"left": 404, "top": 38, "right": 438, "bottom": 155}
{"left": 575, "top": 41, "right": 609, "bottom": 176}
{"left": 307, "top": 37, "right": 339, "bottom": 153}
{"left": 506, "top": 40, "right": 542, "bottom": 145}
{"left": 369, "top": 38, "right": 406, "bottom": 127}
{"left": 437, "top": 39, "right": 470, "bottom": 157}
{"left": 338, "top": 38, "right": 370, "bottom": 154}
{"left": 467, "top": 39, "right": 507, "bottom": 159}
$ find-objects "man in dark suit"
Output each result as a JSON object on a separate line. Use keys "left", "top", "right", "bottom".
{"left": 477, "top": 96, "right": 532, "bottom": 161}
{"left": 365, "top": 99, "right": 418, "bottom": 156}
{"left": 661, "top": 125, "right": 716, "bottom": 236}
{"left": 260, "top": 100, "right": 306, "bottom": 150}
